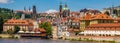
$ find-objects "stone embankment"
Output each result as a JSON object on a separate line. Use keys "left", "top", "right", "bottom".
{"left": 62, "top": 36, "right": 120, "bottom": 43}
{"left": 0, "top": 34, "right": 20, "bottom": 39}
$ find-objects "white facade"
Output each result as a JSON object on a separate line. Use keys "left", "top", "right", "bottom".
{"left": 80, "top": 30, "right": 120, "bottom": 36}
{"left": 33, "top": 21, "right": 39, "bottom": 29}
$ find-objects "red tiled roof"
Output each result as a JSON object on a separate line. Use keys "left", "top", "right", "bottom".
{"left": 61, "top": 17, "right": 67, "bottom": 22}
{"left": 72, "top": 18, "right": 80, "bottom": 22}
{"left": 80, "top": 14, "right": 92, "bottom": 20}
{"left": 80, "top": 13, "right": 113, "bottom": 20}
{"left": 92, "top": 14, "right": 112, "bottom": 20}
{"left": 88, "top": 23, "right": 120, "bottom": 27}
{"left": 34, "top": 28, "right": 46, "bottom": 33}
{"left": 4, "top": 18, "right": 33, "bottom": 26}
{"left": 86, "top": 23, "right": 120, "bottom": 30}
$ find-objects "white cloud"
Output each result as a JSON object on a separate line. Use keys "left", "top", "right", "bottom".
{"left": 45, "top": 9, "right": 58, "bottom": 14}
{"left": 0, "top": 0, "right": 14, "bottom": 4}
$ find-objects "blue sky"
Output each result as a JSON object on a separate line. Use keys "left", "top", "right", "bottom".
{"left": 0, "top": 0, "right": 120, "bottom": 12}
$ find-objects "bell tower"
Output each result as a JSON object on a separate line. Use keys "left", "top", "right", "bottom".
{"left": 32, "top": 5, "right": 37, "bottom": 20}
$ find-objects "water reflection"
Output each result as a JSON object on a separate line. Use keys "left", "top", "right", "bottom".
{"left": 0, "top": 39, "right": 109, "bottom": 43}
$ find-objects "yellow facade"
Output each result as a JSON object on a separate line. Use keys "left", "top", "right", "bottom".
{"left": 3, "top": 19, "right": 34, "bottom": 32}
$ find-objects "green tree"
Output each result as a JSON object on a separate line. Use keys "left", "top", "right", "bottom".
{"left": 104, "top": 11, "right": 110, "bottom": 16}
{"left": 0, "top": 8, "right": 13, "bottom": 19}
{"left": 7, "top": 29, "right": 14, "bottom": 34}
{"left": 22, "top": 28, "right": 26, "bottom": 32}
{"left": 39, "top": 22, "right": 52, "bottom": 36}
{"left": 113, "top": 9, "right": 118, "bottom": 16}
{"left": 14, "top": 15, "right": 20, "bottom": 19}
{"left": 14, "top": 25, "right": 20, "bottom": 34}
{"left": 75, "top": 31, "right": 81, "bottom": 35}
{"left": 118, "top": 10, "right": 120, "bottom": 17}
{"left": 0, "top": 16, "right": 3, "bottom": 33}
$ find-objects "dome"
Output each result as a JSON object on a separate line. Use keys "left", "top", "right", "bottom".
{"left": 63, "top": 7, "right": 69, "bottom": 10}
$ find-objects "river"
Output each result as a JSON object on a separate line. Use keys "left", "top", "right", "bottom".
{"left": 0, "top": 39, "right": 109, "bottom": 43}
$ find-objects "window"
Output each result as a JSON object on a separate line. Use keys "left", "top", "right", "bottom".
{"left": 101, "top": 16, "right": 104, "bottom": 18}
{"left": 22, "top": 22, "right": 25, "bottom": 23}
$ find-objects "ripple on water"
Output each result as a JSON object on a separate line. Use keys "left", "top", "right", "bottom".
{"left": 0, "top": 39, "right": 109, "bottom": 43}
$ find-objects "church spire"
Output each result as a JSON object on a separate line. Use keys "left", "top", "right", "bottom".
{"left": 29, "top": 7, "right": 31, "bottom": 12}
{"left": 64, "top": 3, "right": 67, "bottom": 8}
{"left": 59, "top": 2, "right": 62, "bottom": 13}
{"left": 24, "top": 6, "right": 26, "bottom": 11}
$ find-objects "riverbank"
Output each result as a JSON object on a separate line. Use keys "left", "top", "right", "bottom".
{"left": 0, "top": 34, "right": 119, "bottom": 43}
{"left": 61, "top": 36, "right": 120, "bottom": 43}
{"left": 0, "top": 34, "right": 20, "bottom": 39}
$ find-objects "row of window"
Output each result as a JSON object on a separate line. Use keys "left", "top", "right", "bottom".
{"left": 6, "top": 22, "right": 26, "bottom": 24}
{"left": 87, "top": 27, "right": 120, "bottom": 30}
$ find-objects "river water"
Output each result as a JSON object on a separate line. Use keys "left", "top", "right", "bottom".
{"left": 0, "top": 39, "right": 109, "bottom": 43}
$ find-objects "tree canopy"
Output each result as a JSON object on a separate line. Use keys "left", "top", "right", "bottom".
{"left": 14, "top": 25, "right": 20, "bottom": 34}
{"left": 39, "top": 22, "right": 52, "bottom": 36}
{"left": 104, "top": 11, "right": 110, "bottom": 16}
{"left": 0, "top": 16, "right": 3, "bottom": 33}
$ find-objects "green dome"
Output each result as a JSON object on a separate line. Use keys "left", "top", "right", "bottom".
{"left": 63, "top": 7, "right": 69, "bottom": 10}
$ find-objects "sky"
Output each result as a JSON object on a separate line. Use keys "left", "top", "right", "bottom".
{"left": 0, "top": 0, "right": 120, "bottom": 12}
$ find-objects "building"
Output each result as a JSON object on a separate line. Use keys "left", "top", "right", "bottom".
{"left": 60, "top": 4, "right": 70, "bottom": 18}
{"left": 80, "top": 13, "right": 113, "bottom": 31}
{"left": 79, "top": 23, "right": 120, "bottom": 36}
{"left": 102, "top": 6, "right": 120, "bottom": 18}
{"left": 15, "top": 5, "right": 38, "bottom": 20}
{"left": 20, "top": 28, "right": 46, "bottom": 37}
{"left": 3, "top": 18, "right": 34, "bottom": 33}
{"left": 59, "top": 2, "right": 62, "bottom": 16}
{"left": 79, "top": 14, "right": 120, "bottom": 37}
{"left": 80, "top": 8, "right": 101, "bottom": 17}
{"left": 32, "top": 5, "right": 37, "bottom": 20}
{"left": 52, "top": 18, "right": 63, "bottom": 39}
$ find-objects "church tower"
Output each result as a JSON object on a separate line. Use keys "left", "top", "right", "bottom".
{"left": 32, "top": 5, "right": 37, "bottom": 20}
{"left": 59, "top": 2, "right": 62, "bottom": 13}
{"left": 62, "top": 3, "right": 70, "bottom": 17}
{"left": 59, "top": 2, "right": 63, "bottom": 18}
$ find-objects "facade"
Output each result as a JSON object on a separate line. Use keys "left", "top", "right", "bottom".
{"left": 79, "top": 17, "right": 120, "bottom": 36}
{"left": 80, "top": 13, "right": 113, "bottom": 31}
{"left": 52, "top": 18, "right": 63, "bottom": 38}
{"left": 3, "top": 18, "right": 34, "bottom": 33}
{"left": 20, "top": 28, "right": 46, "bottom": 37}
{"left": 52, "top": 26, "right": 58, "bottom": 39}
{"left": 80, "top": 23, "right": 120, "bottom": 36}
{"left": 90, "top": 13, "right": 113, "bottom": 25}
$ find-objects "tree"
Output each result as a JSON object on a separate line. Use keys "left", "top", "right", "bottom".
{"left": 22, "top": 28, "right": 26, "bottom": 32}
{"left": 75, "top": 31, "right": 81, "bottom": 35}
{"left": 0, "top": 8, "right": 13, "bottom": 19}
{"left": 113, "top": 9, "right": 118, "bottom": 16}
{"left": 0, "top": 16, "right": 3, "bottom": 33}
{"left": 104, "top": 11, "right": 110, "bottom": 16}
{"left": 7, "top": 29, "right": 14, "bottom": 34}
{"left": 39, "top": 22, "right": 52, "bottom": 36}
{"left": 14, "top": 25, "right": 20, "bottom": 34}
{"left": 118, "top": 10, "right": 120, "bottom": 17}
